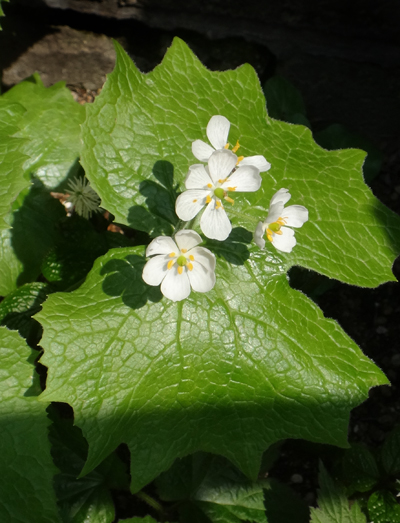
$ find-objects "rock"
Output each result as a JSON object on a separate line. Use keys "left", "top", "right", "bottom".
{"left": 2, "top": 25, "right": 115, "bottom": 89}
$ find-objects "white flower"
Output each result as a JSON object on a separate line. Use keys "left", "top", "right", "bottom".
{"left": 175, "top": 149, "right": 262, "bottom": 241}
{"left": 66, "top": 176, "right": 101, "bottom": 219}
{"left": 142, "top": 230, "right": 216, "bottom": 302}
{"left": 192, "top": 115, "right": 271, "bottom": 172}
{"left": 254, "top": 188, "right": 308, "bottom": 253}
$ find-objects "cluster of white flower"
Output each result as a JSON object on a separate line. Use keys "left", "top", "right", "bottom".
{"left": 143, "top": 115, "right": 308, "bottom": 301}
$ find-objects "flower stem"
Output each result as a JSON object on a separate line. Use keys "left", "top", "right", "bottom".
{"left": 134, "top": 490, "right": 164, "bottom": 514}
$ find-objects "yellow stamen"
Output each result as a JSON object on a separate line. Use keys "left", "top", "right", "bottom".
{"left": 206, "top": 195, "right": 212, "bottom": 204}
{"left": 177, "top": 266, "right": 183, "bottom": 275}
{"left": 169, "top": 252, "right": 176, "bottom": 257}
{"left": 207, "top": 183, "right": 213, "bottom": 188}
{"left": 187, "top": 262, "right": 193, "bottom": 271}
{"left": 224, "top": 143, "right": 230, "bottom": 149}
{"left": 224, "top": 196, "right": 234, "bottom": 205}
{"left": 227, "top": 186, "right": 236, "bottom": 192}
{"left": 277, "top": 217, "right": 287, "bottom": 226}
{"left": 275, "top": 230, "right": 283, "bottom": 235}
{"left": 267, "top": 228, "right": 273, "bottom": 237}
{"left": 267, "top": 234, "right": 273, "bottom": 243}
{"left": 216, "top": 200, "right": 223, "bottom": 209}
{"left": 189, "top": 254, "right": 195, "bottom": 261}
{"left": 181, "top": 248, "right": 187, "bottom": 253}
{"left": 236, "top": 155, "right": 244, "bottom": 165}
{"left": 232, "top": 140, "right": 240, "bottom": 153}
{"left": 193, "top": 199, "right": 197, "bottom": 203}
{"left": 218, "top": 178, "right": 227, "bottom": 184}
{"left": 167, "top": 260, "right": 174, "bottom": 270}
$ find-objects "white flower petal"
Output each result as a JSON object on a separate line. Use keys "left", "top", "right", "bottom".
{"left": 208, "top": 149, "right": 237, "bottom": 184}
{"left": 206, "top": 115, "right": 230, "bottom": 150}
{"left": 200, "top": 199, "right": 232, "bottom": 241}
{"left": 161, "top": 267, "right": 191, "bottom": 301}
{"left": 254, "top": 222, "right": 266, "bottom": 249}
{"left": 175, "top": 230, "right": 202, "bottom": 251}
{"left": 266, "top": 201, "right": 285, "bottom": 224}
{"left": 146, "top": 236, "right": 178, "bottom": 257}
{"left": 192, "top": 140, "right": 215, "bottom": 162}
{"left": 185, "top": 164, "right": 213, "bottom": 189}
{"left": 175, "top": 190, "right": 209, "bottom": 221}
{"left": 281, "top": 205, "right": 309, "bottom": 228}
{"left": 188, "top": 260, "right": 216, "bottom": 293}
{"left": 223, "top": 165, "right": 262, "bottom": 192}
{"left": 189, "top": 246, "right": 216, "bottom": 273}
{"left": 239, "top": 155, "right": 271, "bottom": 172}
{"left": 272, "top": 227, "right": 296, "bottom": 253}
{"left": 142, "top": 255, "right": 170, "bottom": 286}
{"left": 270, "top": 188, "right": 291, "bottom": 207}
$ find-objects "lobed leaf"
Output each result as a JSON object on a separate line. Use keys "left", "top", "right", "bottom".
{"left": 81, "top": 39, "right": 400, "bottom": 288}
{"left": 36, "top": 246, "right": 387, "bottom": 491}
{"left": 0, "top": 326, "right": 61, "bottom": 523}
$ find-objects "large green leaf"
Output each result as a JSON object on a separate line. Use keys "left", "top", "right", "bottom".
{"left": 0, "top": 99, "right": 30, "bottom": 230}
{"left": 2, "top": 73, "right": 85, "bottom": 190}
{"left": 81, "top": 39, "right": 400, "bottom": 288}
{"left": 37, "top": 246, "right": 387, "bottom": 491}
{"left": 38, "top": 39, "right": 396, "bottom": 491}
{"left": 0, "top": 326, "right": 61, "bottom": 522}
{"left": 156, "top": 453, "right": 268, "bottom": 523}
{"left": 0, "top": 75, "right": 86, "bottom": 294}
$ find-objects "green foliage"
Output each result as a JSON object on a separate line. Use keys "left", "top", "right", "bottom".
{"left": 0, "top": 31, "right": 398, "bottom": 522}
{"left": 0, "top": 281, "right": 50, "bottom": 345}
{"left": 0, "top": 74, "right": 85, "bottom": 295}
{"left": 0, "top": 327, "right": 61, "bottom": 522}
{"left": 263, "top": 76, "right": 382, "bottom": 184}
{"left": 367, "top": 490, "right": 400, "bottom": 523}
{"left": 334, "top": 443, "right": 380, "bottom": 494}
{"left": 157, "top": 453, "right": 268, "bottom": 523}
{"left": 0, "top": 99, "right": 30, "bottom": 230}
{"left": 310, "top": 463, "right": 366, "bottom": 523}
{"left": 49, "top": 407, "right": 129, "bottom": 523}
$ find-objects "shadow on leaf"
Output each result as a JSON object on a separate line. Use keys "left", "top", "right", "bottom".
{"left": 206, "top": 227, "right": 251, "bottom": 266}
{"left": 127, "top": 160, "right": 179, "bottom": 236}
{"left": 100, "top": 254, "right": 162, "bottom": 309}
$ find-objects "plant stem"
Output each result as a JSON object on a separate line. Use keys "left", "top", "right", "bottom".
{"left": 135, "top": 490, "right": 164, "bottom": 514}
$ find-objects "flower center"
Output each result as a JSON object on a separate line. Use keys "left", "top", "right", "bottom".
{"left": 177, "top": 255, "right": 187, "bottom": 266}
{"left": 214, "top": 187, "right": 225, "bottom": 199}
{"left": 168, "top": 251, "right": 195, "bottom": 274}
{"left": 266, "top": 217, "right": 287, "bottom": 242}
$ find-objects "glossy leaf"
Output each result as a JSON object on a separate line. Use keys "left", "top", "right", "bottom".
{"left": 81, "top": 39, "right": 400, "bottom": 288}
{"left": 0, "top": 99, "right": 30, "bottom": 230}
{"left": 37, "top": 246, "right": 387, "bottom": 491}
{"left": 0, "top": 327, "right": 61, "bottom": 523}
